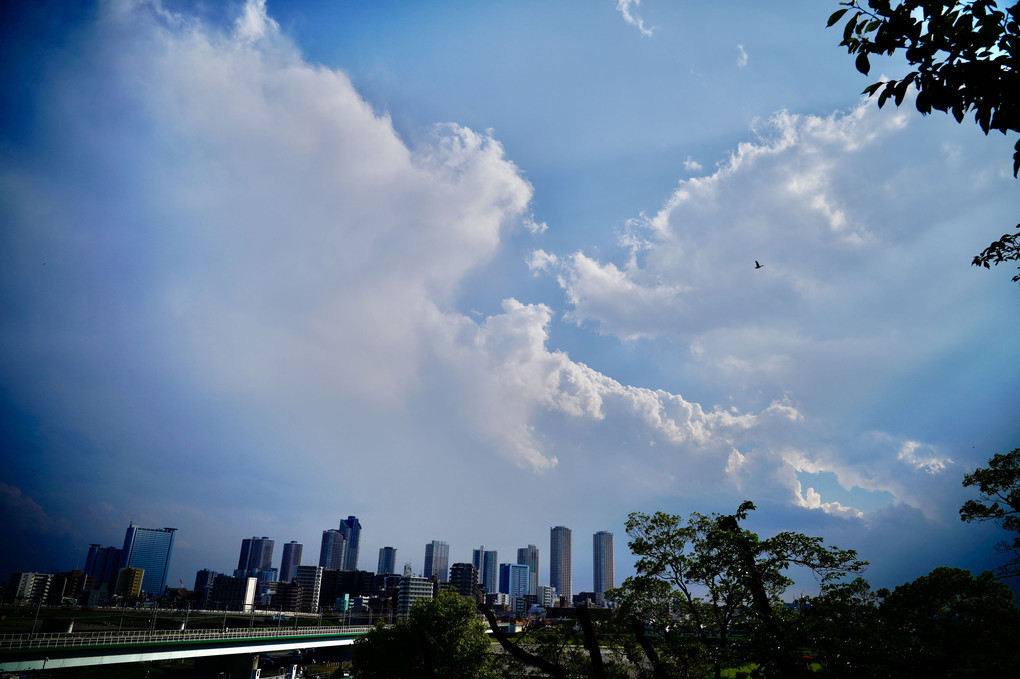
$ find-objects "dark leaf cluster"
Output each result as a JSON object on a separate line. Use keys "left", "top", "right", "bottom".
{"left": 795, "top": 568, "right": 1020, "bottom": 678}
{"left": 972, "top": 228, "right": 1020, "bottom": 281}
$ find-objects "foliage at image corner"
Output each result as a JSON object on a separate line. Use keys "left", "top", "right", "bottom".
{"left": 828, "top": 0, "right": 1020, "bottom": 284}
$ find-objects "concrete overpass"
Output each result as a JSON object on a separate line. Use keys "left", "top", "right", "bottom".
{"left": 0, "top": 625, "right": 372, "bottom": 674}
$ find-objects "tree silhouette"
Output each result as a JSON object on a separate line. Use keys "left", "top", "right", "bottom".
{"left": 829, "top": 1, "right": 1020, "bottom": 283}
{"left": 961, "top": 448, "right": 1020, "bottom": 578}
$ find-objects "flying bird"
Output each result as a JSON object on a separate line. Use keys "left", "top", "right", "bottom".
{"left": 754, "top": 260, "right": 763, "bottom": 269}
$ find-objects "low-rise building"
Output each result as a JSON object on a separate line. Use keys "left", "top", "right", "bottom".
{"left": 209, "top": 575, "right": 257, "bottom": 611}
{"left": 116, "top": 568, "right": 145, "bottom": 598}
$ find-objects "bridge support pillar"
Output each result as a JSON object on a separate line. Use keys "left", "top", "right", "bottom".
{"left": 193, "top": 652, "right": 259, "bottom": 679}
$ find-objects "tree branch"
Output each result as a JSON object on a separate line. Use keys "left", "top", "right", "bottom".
{"left": 477, "top": 602, "right": 567, "bottom": 678}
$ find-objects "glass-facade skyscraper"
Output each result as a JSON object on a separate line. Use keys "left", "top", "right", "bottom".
{"left": 236, "top": 536, "right": 275, "bottom": 581}
{"left": 280, "top": 541, "right": 303, "bottom": 583}
{"left": 338, "top": 515, "right": 362, "bottom": 570}
{"left": 84, "top": 544, "right": 122, "bottom": 592}
{"left": 550, "top": 525, "right": 572, "bottom": 602}
{"left": 516, "top": 544, "right": 539, "bottom": 595}
{"left": 473, "top": 547, "right": 498, "bottom": 594}
{"left": 319, "top": 529, "right": 345, "bottom": 569}
{"left": 593, "top": 531, "right": 614, "bottom": 598}
{"left": 498, "top": 563, "right": 530, "bottom": 600}
{"left": 121, "top": 525, "right": 176, "bottom": 596}
{"left": 423, "top": 540, "right": 450, "bottom": 581}
{"left": 378, "top": 546, "right": 397, "bottom": 575}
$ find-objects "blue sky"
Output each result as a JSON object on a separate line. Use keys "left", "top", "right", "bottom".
{"left": 1, "top": 0, "right": 1018, "bottom": 596}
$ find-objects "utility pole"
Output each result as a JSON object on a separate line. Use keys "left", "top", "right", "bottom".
{"left": 29, "top": 597, "right": 43, "bottom": 640}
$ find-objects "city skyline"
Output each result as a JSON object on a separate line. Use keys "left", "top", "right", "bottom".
{"left": 51, "top": 520, "right": 614, "bottom": 600}
{"left": 1, "top": 0, "right": 1017, "bottom": 596}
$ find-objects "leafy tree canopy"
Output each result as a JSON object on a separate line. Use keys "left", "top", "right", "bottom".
{"left": 829, "top": 1, "right": 1020, "bottom": 282}
{"left": 617, "top": 501, "right": 867, "bottom": 679}
{"left": 353, "top": 589, "right": 502, "bottom": 679}
{"left": 877, "top": 566, "right": 1020, "bottom": 676}
{"left": 961, "top": 447, "right": 1020, "bottom": 578}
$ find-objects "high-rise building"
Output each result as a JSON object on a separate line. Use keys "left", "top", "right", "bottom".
{"left": 397, "top": 572, "right": 433, "bottom": 620}
{"left": 83, "top": 544, "right": 122, "bottom": 592}
{"left": 325, "top": 569, "right": 375, "bottom": 601}
{"left": 472, "top": 547, "right": 498, "bottom": 594}
{"left": 320, "top": 530, "right": 345, "bottom": 569}
{"left": 423, "top": 540, "right": 450, "bottom": 582}
{"left": 593, "top": 531, "right": 614, "bottom": 601}
{"left": 294, "top": 565, "right": 324, "bottom": 613}
{"left": 338, "top": 516, "right": 362, "bottom": 570}
{"left": 236, "top": 536, "right": 275, "bottom": 581}
{"left": 471, "top": 548, "right": 483, "bottom": 580}
{"left": 498, "top": 563, "right": 530, "bottom": 601}
{"left": 377, "top": 546, "right": 397, "bottom": 575}
{"left": 516, "top": 544, "right": 539, "bottom": 595}
{"left": 274, "top": 580, "right": 303, "bottom": 613}
{"left": 280, "top": 541, "right": 303, "bottom": 583}
{"left": 194, "top": 569, "right": 219, "bottom": 592}
{"left": 449, "top": 563, "right": 479, "bottom": 598}
{"left": 550, "top": 526, "right": 572, "bottom": 603}
{"left": 121, "top": 525, "right": 176, "bottom": 596}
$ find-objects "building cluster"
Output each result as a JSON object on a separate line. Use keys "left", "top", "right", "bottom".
{"left": 4, "top": 517, "right": 615, "bottom": 623}
{"left": 3, "top": 525, "right": 176, "bottom": 608}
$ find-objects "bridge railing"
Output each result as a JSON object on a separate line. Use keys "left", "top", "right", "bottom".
{"left": 0, "top": 625, "right": 374, "bottom": 652}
